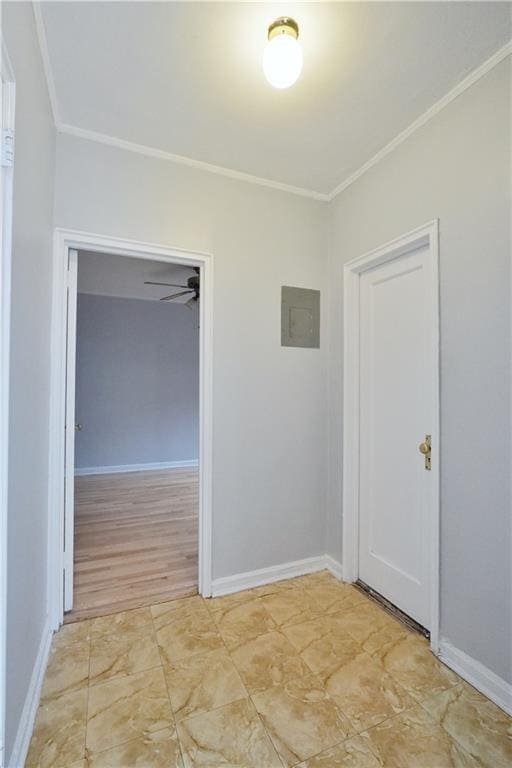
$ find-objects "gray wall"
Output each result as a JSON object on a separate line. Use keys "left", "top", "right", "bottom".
{"left": 3, "top": 3, "right": 56, "bottom": 760}
{"left": 327, "top": 60, "right": 511, "bottom": 683}
{"left": 75, "top": 293, "right": 199, "bottom": 469}
{"left": 55, "top": 132, "right": 329, "bottom": 581}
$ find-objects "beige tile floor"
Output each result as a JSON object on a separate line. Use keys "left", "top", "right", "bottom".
{"left": 26, "top": 571, "right": 511, "bottom": 767}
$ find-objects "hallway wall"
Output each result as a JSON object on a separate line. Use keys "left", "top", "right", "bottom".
{"left": 54, "top": 132, "right": 329, "bottom": 582}
{"left": 3, "top": 3, "right": 56, "bottom": 761}
{"left": 327, "top": 59, "right": 511, "bottom": 683}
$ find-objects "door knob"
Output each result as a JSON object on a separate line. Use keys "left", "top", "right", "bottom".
{"left": 75, "top": 423, "right": 82, "bottom": 431}
{"left": 418, "top": 435, "right": 431, "bottom": 470}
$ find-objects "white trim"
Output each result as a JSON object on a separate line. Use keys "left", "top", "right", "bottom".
{"left": 7, "top": 620, "right": 53, "bottom": 768}
{"left": 438, "top": 640, "right": 512, "bottom": 717}
{"left": 31, "top": 5, "right": 510, "bottom": 204}
{"left": 327, "top": 41, "right": 512, "bottom": 200}
{"left": 1, "top": 38, "right": 15, "bottom": 85}
{"left": 48, "top": 229, "right": 213, "bottom": 630}
{"left": 31, "top": 0, "right": 326, "bottom": 201}
{"left": 58, "top": 124, "right": 329, "bottom": 202}
{"left": 0, "top": 36, "right": 15, "bottom": 768}
{"left": 63, "top": 250, "right": 77, "bottom": 611}
{"left": 32, "top": 2, "right": 60, "bottom": 125}
{"left": 75, "top": 459, "right": 199, "bottom": 476}
{"left": 211, "top": 556, "right": 330, "bottom": 597}
{"left": 55, "top": 38, "right": 511, "bottom": 205}
{"left": 324, "top": 555, "right": 343, "bottom": 581}
{"left": 342, "top": 220, "right": 440, "bottom": 653}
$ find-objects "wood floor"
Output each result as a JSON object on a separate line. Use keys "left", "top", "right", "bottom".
{"left": 66, "top": 467, "right": 198, "bottom": 622}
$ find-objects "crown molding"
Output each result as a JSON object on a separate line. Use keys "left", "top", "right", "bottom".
{"left": 326, "top": 39, "right": 512, "bottom": 201}
{"left": 33, "top": 1, "right": 61, "bottom": 125}
{"left": 32, "top": 1, "right": 326, "bottom": 201}
{"left": 57, "top": 123, "right": 329, "bottom": 201}
{"left": 1, "top": 36, "right": 16, "bottom": 83}
{"left": 32, "top": 0, "right": 510, "bottom": 205}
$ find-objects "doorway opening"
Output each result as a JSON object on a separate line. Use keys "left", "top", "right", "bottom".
{"left": 48, "top": 231, "right": 213, "bottom": 629}
{"left": 70, "top": 250, "right": 201, "bottom": 620}
{"left": 342, "top": 221, "right": 440, "bottom": 652}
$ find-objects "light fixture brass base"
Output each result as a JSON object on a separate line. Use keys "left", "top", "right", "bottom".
{"left": 268, "top": 17, "right": 299, "bottom": 41}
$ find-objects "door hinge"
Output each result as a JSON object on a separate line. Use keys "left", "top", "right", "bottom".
{"left": 1, "top": 128, "right": 14, "bottom": 167}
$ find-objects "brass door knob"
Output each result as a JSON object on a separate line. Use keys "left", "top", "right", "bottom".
{"left": 418, "top": 434, "right": 432, "bottom": 470}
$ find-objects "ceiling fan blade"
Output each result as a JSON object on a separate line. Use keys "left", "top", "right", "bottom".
{"left": 160, "top": 290, "right": 194, "bottom": 301}
{"left": 144, "top": 281, "right": 188, "bottom": 288}
{"left": 185, "top": 296, "right": 198, "bottom": 309}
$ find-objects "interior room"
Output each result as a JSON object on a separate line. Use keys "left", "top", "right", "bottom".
{"left": 70, "top": 252, "right": 200, "bottom": 620}
{"left": 1, "top": 2, "right": 510, "bottom": 767}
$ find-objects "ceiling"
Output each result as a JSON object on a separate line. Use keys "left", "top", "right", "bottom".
{"left": 77, "top": 251, "right": 197, "bottom": 303}
{"left": 40, "top": 2, "right": 511, "bottom": 196}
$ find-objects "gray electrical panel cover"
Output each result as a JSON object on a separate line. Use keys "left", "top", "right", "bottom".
{"left": 281, "top": 286, "right": 320, "bottom": 348}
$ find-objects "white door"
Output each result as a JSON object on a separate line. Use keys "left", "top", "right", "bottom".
{"left": 358, "top": 245, "right": 435, "bottom": 628}
{"left": 63, "top": 248, "right": 78, "bottom": 611}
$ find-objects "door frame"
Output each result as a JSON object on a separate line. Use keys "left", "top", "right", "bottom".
{"left": 342, "top": 220, "right": 440, "bottom": 652}
{"left": 63, "top": 249, "right": 78, "bottom": 610}
{"left": 48, "top": 228, "right": 214, "bottom": 628}
{"left": 0, "top": 36, "right": 15, "bottom": 768}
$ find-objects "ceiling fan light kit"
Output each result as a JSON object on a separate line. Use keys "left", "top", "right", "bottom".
{"left": 263, "top": 16, "right": 303, "bottom": 89}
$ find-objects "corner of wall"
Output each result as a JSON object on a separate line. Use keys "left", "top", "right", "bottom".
{"left": 7, "top": 620, "right": 52, "bottom": 768}
{"left": 438, "top": 638, "right": 512, "bottom": 716}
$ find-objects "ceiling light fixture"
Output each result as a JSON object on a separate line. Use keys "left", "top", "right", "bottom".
{"left": 263, "top": 17, "right": 303, "bottom": 89}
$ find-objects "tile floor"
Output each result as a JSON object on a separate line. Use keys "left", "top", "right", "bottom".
{"left": 26, "top": 571, "right": 511, "bottom": 767}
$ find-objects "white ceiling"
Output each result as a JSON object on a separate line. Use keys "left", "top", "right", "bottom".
{"left": 77, "top": 251, "right": 197, "bottom": 303}
{"left": 41, "top": 2, "right": 511, "bottom": 195}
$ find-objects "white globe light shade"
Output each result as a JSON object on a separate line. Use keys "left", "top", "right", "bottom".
{"left": 263, "top": 33, "right": 303, "bottom": 89}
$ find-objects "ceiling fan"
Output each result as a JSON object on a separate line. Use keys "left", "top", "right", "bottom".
{"left": 144, "top": 267, "right": 200, "bottom": 308}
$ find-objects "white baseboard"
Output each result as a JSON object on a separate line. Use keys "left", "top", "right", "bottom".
{"left": 75, "top": 459, "right": 199, "bottom": 476}
{"left": 438, "top": 639, "right": 512, "bottom": 716}
{"left": 211, "top": 555, "right": 342, "bottom": 597}
{"left": 8, "top": 618, "right": 53, "bottom": 768}
{"left": 324, "top": 554, "right": 343, "bottom": 580}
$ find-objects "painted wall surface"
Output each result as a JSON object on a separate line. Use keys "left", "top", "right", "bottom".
{"left": 327, "top": 61, "right": 511, "bottom": 682}
{"left": 3, "top": 3, "right": 56, "bottom": 760}
{"left": 75, "top": 293, "right": 199, "bottom": 469}
{"left": 55, "top": 133, "right": 329, "bottom": 580}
